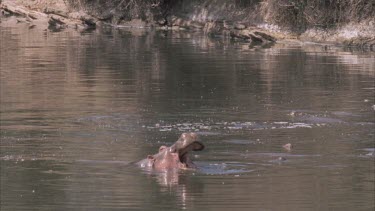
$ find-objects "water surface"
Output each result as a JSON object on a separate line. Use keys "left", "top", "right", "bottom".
{"left": 1, "top": 17, "right": 374, "bottom": 210}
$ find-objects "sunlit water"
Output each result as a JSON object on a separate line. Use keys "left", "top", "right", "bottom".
{"left": 1, "top": 17, "right": 374, "bottom": 210}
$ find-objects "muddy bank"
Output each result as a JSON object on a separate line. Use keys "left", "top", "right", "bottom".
{"left": 0, "top": 0, "right": 98, "bottom": 32}
{"left": 1, "top": 0, "right": 374, "bottom": 49}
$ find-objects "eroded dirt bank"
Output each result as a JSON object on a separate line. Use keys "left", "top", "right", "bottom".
{"left": 1, "top": 0, "right": 374, "bottom": 49}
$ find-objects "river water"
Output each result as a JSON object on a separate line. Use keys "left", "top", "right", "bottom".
{"left": 1, "top": 17, "right": 374, "bottom": 210}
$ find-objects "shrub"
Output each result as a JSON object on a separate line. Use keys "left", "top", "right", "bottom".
{"left": 261, "top": 0, "right": 375, "bottom": 31}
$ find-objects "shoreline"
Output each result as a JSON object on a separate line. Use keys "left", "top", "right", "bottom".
{"left": 1, "top": 0, "right": 374, "bottom": 50}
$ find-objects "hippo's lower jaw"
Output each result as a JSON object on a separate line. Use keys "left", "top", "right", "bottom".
{"left": 179, "top": 153, "right": 196, "bottom": 169}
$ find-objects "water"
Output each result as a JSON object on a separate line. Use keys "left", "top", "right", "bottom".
{"left": 1, "top": 17, "right": 374, "bottom": 210}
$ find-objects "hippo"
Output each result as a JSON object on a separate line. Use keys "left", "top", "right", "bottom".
{"left": 137, "top": 133, "right": 204, "bottom": 170}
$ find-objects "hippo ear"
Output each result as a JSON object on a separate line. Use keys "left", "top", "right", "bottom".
{"left": 181, "top": 133, "right": 187, "bottom": 139}
{"left": 189, "top": 132, "right": 197, "bottom": 139}
{"left": 147, "top": 155, "right": 154, "bottom": 160}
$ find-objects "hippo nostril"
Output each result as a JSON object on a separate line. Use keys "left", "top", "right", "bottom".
{"left": 159, "top": 146, "right": 167, "bottom": 152}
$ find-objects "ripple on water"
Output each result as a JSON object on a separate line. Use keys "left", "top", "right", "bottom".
{"left": 359, "top": 148, "right": 375, "bottom": 157}
{"left": 144, "top": 121, "right": 319, "bottom": 133}
{"left": 76, "top": 111, "right": 366, "bottom": 134}
{"left": 223, "top": 139, "right": 260, "bottom": 145}
{"left": 76, "top": 114, "right": 140, "bottom": 132}
{"left": 332, "top": 111, "right": 360, "bottom": 117}
{"left": 243, "top": 152, "right": 322, "bottom": 158}
{"left": 76, "top": 160, "right": 131, "bottom": 165}
{"left": 197, "top": 162, "right": 254, "bottom": 175}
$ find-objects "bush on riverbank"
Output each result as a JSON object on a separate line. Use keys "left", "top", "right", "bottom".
{"left": 63, "top": 0, "right": 173, "bottom": 22}
{"left": 63, "top": 0, "right": 374, "bottom": 32}
{"left": 2, "top": 0, "right": 373, "bottom": 47}
{"left": 261, "top": 0, "right": 375, "bottom": 31}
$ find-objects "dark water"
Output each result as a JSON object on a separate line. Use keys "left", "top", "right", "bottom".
{"left": 1, "top": 17, "right": 374, "bottom": 210}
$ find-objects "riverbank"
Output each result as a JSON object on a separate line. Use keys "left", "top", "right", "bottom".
{"left": 1, "top": 0, "right": 374, "bottom": 50}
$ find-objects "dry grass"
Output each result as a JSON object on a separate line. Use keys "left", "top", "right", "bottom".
{"left": 63, "top": 0, "right": 375, "bottom": 31}
{"left": 260, "top": 0, "right": 375, "bottom": 31}
{"left": 63, "top": 0, "right": 169, "bottom": 22}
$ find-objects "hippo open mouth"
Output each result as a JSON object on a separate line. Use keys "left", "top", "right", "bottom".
{"left": 171, "top": 133, "right": 204, "bottom": 168}
{"left": 137, "top": 133, "right": 204, "bottom": 170}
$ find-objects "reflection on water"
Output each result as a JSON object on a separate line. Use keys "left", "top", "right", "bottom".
{"left": 1, "top": 17, "right": 374, "bottom": 210}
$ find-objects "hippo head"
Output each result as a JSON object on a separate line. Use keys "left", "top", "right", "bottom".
{"left": 138, "top": 133, "right": 204, "bottom": 170}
